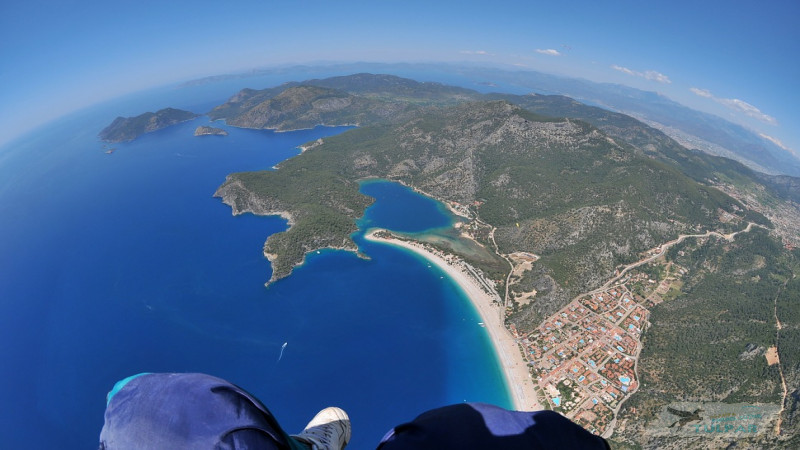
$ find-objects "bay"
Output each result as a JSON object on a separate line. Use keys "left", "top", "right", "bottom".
{"left": 0, "top": 83, "right": 510, "bottom": 448}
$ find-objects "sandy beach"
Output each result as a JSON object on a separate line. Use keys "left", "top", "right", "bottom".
{"left": 364, "top": 229, "right": 542, "bottom": 411}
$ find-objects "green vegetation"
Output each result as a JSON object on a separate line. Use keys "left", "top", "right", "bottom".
{"left": 555, "top": 379, "right": 581, "bottom": 413}
{"left": 99, "top": 108, "right": 198, "bottom": 142}
{"left": 216, "top": 164, "right": 373, "bottom": 282}
{"left": 645, "top": 230, "right": 787, "bottom": 402}
{"left": 496, "top": 92, "right": 795, "bottom": 215}
{"left": 194, "top": 125, "right": 228, "bottom": 136}
{"left": 613, "top": 230, "right": 800, "bottom": 447}
{"left": 637, "top": 262, "right": 667, "bottom": 283}
{"left": 209, "top": 73, "right": 800, "bottom": 447}
{"left": 208, "top": 76, "right": 797, "bottom": 339}
{"left": 206, "top": 74, "right": 477, "bottom": 133}
{"left": 660, "top": 280, "right": 684, "bottom": 302}
{"left": 215, "top": 83, "right": 756, "bottom": 305}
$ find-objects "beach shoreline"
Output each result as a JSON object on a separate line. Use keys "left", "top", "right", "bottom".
{"left": 364, "top": 229, "right": 542, "bottom": 411}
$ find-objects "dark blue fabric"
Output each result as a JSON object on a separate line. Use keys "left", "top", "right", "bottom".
{"left": 99, "top": 373, "right": 300, "bottom": 450}
{"left": 100, "top": 373, "right": 609, "bottom": 449}
{"left": 377, "top": 403, "right": 610, "bottom": 450}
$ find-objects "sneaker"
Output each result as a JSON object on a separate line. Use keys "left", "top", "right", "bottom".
{"left": 291, "top": 407, "right": 351, "bottom": 450}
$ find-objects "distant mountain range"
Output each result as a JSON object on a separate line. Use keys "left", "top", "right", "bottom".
{"left": 461, "top": 66, "right": 800, "bottom": 177}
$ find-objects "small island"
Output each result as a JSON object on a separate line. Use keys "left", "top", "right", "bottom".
{"left": 194, "top": 125, "right": 228, "bottom": 136}
{"left": 99, "top": 108, "right": 198, "bottom": 142}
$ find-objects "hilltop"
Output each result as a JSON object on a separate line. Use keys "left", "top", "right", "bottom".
{"left": 206, "top": 73, "right": 476, "bottom": 132}
{"left": 216, "top": 96, "right": 747, "bottom": 300}
{"left": 185, "top": 63, "right": 800, "bottom": 177}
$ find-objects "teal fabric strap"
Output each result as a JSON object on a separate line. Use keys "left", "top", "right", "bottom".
{"left": 106, "top": 373, "right": 151, "bottom": 405}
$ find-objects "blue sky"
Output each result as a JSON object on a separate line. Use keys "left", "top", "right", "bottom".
{"left": 2, "top": 0, "right": 798, "bottom": 155}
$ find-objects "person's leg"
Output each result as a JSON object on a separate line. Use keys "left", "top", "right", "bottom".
{"left": 377, "top": 403, "right": 610, "bottom": 450}
{"left": 99, "top": 373, "right": 307, "bottom": 449}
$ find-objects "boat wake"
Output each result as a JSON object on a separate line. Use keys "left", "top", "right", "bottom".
{"left": 277, "top": 342, "right": 288, "bottom": 362}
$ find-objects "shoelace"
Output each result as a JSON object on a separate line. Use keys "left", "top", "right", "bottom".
{"left": 309, "top": 423, "right": 339, "bottom": 447}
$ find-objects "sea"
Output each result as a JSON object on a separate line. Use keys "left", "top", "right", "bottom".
{"left": 0, "top": 73, "right": 511, "bottom": 448}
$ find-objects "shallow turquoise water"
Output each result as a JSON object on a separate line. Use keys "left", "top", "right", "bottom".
{"left": 0, "top": 84, "right": 510, "bottom": 448}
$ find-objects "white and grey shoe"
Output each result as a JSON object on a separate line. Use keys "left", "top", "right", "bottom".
{"left": 291, "top": 407, "right": 351, "bottom": 450}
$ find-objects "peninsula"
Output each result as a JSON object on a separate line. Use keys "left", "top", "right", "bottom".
{"left": 214, "top": 96, "right": 749, "bottom": 293}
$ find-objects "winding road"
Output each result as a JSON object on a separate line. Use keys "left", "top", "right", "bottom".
{"left": 592, "top": 222, "right": 764, "bottom": 296}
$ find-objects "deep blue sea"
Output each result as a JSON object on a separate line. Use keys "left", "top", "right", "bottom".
{"left": 0, "top": 81, "right": 510, "bottom": 449}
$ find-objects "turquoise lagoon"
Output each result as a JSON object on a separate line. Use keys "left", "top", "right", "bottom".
{"left": 0, "top": 82, "right": 510, "bottom": 448}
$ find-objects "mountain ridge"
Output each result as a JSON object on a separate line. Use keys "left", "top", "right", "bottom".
{"left": 186, "top": 63, "right": 800, "bottom": 176}
{"left": 214, "top": 95, "right": 752, "bottom": 301}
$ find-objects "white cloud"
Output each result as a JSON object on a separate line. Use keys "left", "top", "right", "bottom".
{"left": 759, "top": 133, "right": 789, "bottom": 150}
{"left": 460, "top": 50, "right": 491, "bottom": 55}
{"left": 691, "top": 88, "right": 777, "bottom": 125}
{"left": 644, "top": 70, "right": 671, "bottom": 84}
{"left": 690, "top": 87, "right": 713, "bottom": 98}
{"left": 719, "top": 98, "right": 777, "bottom": 124}
{"left": 611, "top": 65, "right": 671, "bottom": 84}
{"left": 760, "top": 133, "right": 797, "bottom": 157}
{"left": 611, "top": 65, "right": 636, "bottom": 76}
{"left": 535, "top": 49, "right": 561, "bottom": 56}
